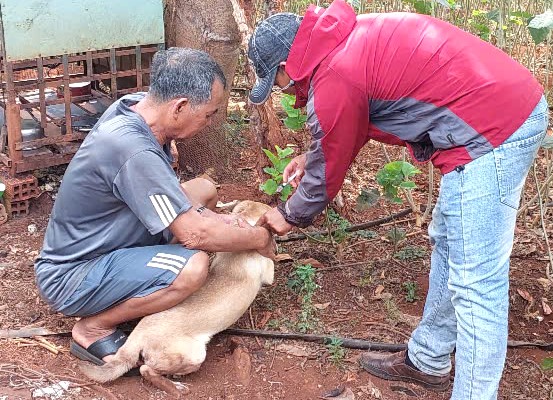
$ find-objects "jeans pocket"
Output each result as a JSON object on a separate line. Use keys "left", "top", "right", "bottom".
{"left": 493, "top": 132, "right": 544, "bottom": 210}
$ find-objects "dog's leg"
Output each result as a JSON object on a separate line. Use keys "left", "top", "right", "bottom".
{"left": 140, "top": 365, "right": 188, "bottom": 397}
{"left": 261, "top": 261, "right": 274, "bottom": 285}
{"left": 174, "top": 340, "right": 207, "bottom": 375}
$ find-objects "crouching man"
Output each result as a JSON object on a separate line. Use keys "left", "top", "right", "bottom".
{"left": 35, "top": 48, "right": 275, "bottom": 365}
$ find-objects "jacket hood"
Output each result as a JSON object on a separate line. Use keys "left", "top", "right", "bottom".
{"left": 286, "top": 0, "right": 357, "bottom": 107}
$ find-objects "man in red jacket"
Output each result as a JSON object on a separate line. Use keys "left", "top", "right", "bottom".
{"left": 248, "top": 1, "right": 548, "bottom": 399}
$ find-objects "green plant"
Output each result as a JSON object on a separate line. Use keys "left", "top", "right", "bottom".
{"left": 403, "top": 281, "right": 419, "bottom": 303}
{"left": 326, "top": 337, "right": 347, "bottom": 368}
{"left": 358, "top": 269, "right": 373, "bottom": 288}
{"left": 541, "top": 357, "right": 553, "bottom": 370}
{"left": 287, "top": 263, "right": 320, "bottom": 332}
{"left": 260, "top": 145, "right": 295, "bottom": 201}
{"left": 281, "top": 94, "right": 307, "bottom": 130}
{"left": 394, "top": 245, "right": 427, "bottom": 260}
{"left": 327, "top": 208, "right": 351, "bottom": 243}
{"left": 376, "top": 161, "right": 421, "bottom": 204}
{"left": 354, "top": 230, "right": 378, "bottom": 239}
{"left": 267, "top": 319, "right": 281, "bottom": 330}
{"left": 387, "top": 226, "right": 406, "bottom": 253}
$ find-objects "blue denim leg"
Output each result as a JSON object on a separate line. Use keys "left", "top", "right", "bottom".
{"left": 408, "top": 96, "right": 548, "bottom": 400}
{"left": 408, "top": 190, "right": 457, "bottom": 375}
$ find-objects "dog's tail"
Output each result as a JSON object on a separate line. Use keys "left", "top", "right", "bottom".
{"left": 79, "top": 338, "right": 141, "bottom": 382}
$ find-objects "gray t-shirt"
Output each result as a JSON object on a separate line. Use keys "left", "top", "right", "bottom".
{"left": 35, "top": 93, "right": 192, "bottom": 310}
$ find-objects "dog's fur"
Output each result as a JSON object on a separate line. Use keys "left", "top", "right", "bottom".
{"left": 80, "top": 201, "right": 274, "bottom": 383}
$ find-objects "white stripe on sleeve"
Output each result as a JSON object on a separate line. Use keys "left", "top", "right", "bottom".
{"left": 149, "top": 195, "right": 171, "bottom": 227}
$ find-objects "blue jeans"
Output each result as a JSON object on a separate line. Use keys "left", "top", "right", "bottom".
{"left": 408, "top": 96, "right": 549, "bottom": 400}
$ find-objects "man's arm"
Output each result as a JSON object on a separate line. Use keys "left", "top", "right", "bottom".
{"left": 271, "top": 68, "right": 370, "bottom": 231}
{"left": 169, "top": 206, "right": 275, "bottom": 257}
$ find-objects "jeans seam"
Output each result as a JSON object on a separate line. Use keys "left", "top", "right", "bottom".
{"left": 460, "top": 170, "right": 476, "bottom": 400}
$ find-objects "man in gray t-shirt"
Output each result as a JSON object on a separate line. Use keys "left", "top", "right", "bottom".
{"left": 35, "top": 48, "right": 274, "bottom": 367}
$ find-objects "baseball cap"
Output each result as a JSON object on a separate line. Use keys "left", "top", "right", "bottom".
{"left": 248, "top": 13, "right": 302, "bottom": 105}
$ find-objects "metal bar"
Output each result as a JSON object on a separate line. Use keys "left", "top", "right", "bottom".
{"left": 15, "top": 133, "right": 87, "bottom": 151}
{"left": 62, "top": 55, "right": 72, "bottom": 135}
{"left": 36, "top": 57, "right": 47, "bottom": 129}
{"left": 110, "top": 48, "right": 117, "bottom": 99}
{"left": 20, "top": 94, "right": 94, "bottom": 110}
{"left": 135, "top": 45, "right": 142, "bottom": 92}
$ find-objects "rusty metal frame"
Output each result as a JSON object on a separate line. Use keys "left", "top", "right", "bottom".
{"left": 0, "top": 43, "right": 164, "bottom": 175}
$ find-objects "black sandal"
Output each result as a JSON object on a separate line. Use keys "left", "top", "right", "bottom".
{"left": 70, "top": 329, "right": 140, "bottom": 376}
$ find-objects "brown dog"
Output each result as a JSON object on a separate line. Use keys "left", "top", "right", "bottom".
{"left": 79, "top": 201, "right": 274, "bottom": 387}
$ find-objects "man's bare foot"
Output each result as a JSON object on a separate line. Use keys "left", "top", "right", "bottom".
{"left": 72, "top": 318, "right": 117, "bottom": 363}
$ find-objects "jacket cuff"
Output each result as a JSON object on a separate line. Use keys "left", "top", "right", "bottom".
{"left": 277, "top": 201, "right": 314, "bottom": 228}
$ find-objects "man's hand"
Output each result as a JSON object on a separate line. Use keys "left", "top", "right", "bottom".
{"left": 256, "top": 227, "right": 277, "bottom": 259}
{"left": 283, "top": 153, "right": 307, "bottom": 188}
{"left": 256, "top": 207, "right": 293, "bottom": 236}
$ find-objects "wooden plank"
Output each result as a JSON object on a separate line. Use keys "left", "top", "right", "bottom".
{"left": 8, "top": 45, "right": 160, "bottom": 71}
{"left": 15, "top": 152, "right": 77, "bottom": 173}
{"left": 14, "top": 133, "right": 87, "bottom": 151}
{"left": 136, "top": 45, "right": 143, "bottom": 92}
{"left": 0, "top": 152, "right": 12, "bottom": 168}
{"left": 110, "top": 48, "right": 117, "bottom": 99}
{"left": 6, "top": 103, "right": 22, "bottom": 175}
{"left": 62, "top": 55, "right": 72, "bottom": 135}
{"left": 36, "top": 57, "right": 47, "bottom": 128}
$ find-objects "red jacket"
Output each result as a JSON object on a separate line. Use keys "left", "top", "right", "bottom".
{"left": 279, "top": 0, "right": 543, "bottom": 227}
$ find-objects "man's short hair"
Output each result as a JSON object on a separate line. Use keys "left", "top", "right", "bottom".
{"left": 149, "top": 47, "right": 227, "bottom": 105}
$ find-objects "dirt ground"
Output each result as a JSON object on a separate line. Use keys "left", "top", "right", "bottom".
{"left": 2, "top": 109, "right": 553, "bottom": 400}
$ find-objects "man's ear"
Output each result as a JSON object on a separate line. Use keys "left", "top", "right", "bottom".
{"left": 173, "top": 98, "right": 189, "bottom": 119}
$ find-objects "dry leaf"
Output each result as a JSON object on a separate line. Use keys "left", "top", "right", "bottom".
{"left": 358, "top": 379, "right": 383, "bottom": 399}
{"left": 374, "top": 285, "right": 385, "bottom": 296}
{"left": 542, "top": 298, "right": 552, "bottom": 315}
{"left": 314, "top": 302, "right": 331, "bottom": 310}
{"left": 275, "top": 253, "right": 293, "bottom": 262}
{"left": 323, "top": 387, "right": 355, "bottom": 400}
{"left": 517, "top": 288, "right": 534, "bottom": 303}
{"left": 276, "top": 343, "right": 310, "bottom": 358}
{"left": 299, "top": 257, "right": 324, "bottom": 268}
{"left": 537, "top": 278, "right": 551, "bottom": 292}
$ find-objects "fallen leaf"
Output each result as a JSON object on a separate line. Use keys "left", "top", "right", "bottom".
{"left": 358, "top": 379, "right": 383, "bottom": 399}
{"left": 390, "top": 385, "right": 418, "bottom": 397}
{"left": 299, "top": 258, "right": 325, "bottom": 268}
{"left": 537, "top": 278, "right": 552, "bottom": 292}
{"left": 542, "top": 298, "right": 552, "bottom": 315}
{"left": 276, "top": 343, "right": 310, "bottom": 357}
{"left": 374, "top": 285, "right": 385, "bottom": 296}
{"left": 275, "top": 253, "right": 293, "bottom": 262}
{"left": 323, "top": 386, "right": 355, "bottom": 400}
{"left": 314, "top": 302, "right": 331, "bottom": 310}
{"left": 517, "top": 288, "right": 534, "bottom": 303}
{"left": 258, "top": 311, "right": 273, "bottom": 328}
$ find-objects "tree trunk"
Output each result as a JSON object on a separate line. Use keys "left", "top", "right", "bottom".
{"left": 164, "top": 0, "right": 241, "bottom": 180}
{"left": 233, "top": 0, "right": 287, "bottom": 179}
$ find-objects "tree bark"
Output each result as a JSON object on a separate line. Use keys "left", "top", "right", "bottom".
{"left": 164, "top": 0, "right": 241, "bottom": 180}
{"left": 233, "top": 0, "right": 287, "bottom": 179}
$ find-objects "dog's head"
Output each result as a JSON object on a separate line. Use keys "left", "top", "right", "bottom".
{"left": 231, "top": 200, "right": 272, "bottom": 226}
